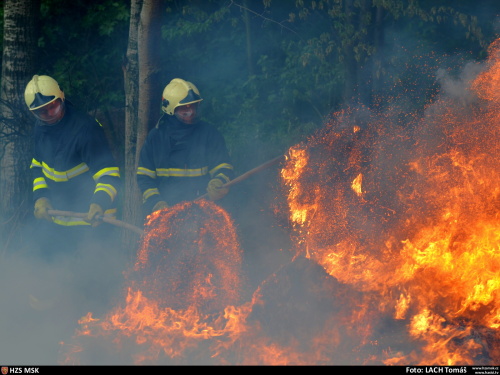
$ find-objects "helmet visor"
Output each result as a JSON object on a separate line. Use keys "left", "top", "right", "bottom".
{"left": 31, "top": 99, "right": 65, "bottom": 124}
{"left": 29, "top": 92, "right": 57, "bottom": 110}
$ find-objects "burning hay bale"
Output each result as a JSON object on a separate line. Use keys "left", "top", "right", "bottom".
{"left": 130, "top": 200, "right": 244, "bottom": 314}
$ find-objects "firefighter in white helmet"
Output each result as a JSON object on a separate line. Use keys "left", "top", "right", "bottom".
{"left": 136, "top": 78, "right": 233, "bottom": 216}
{"left": 25, "top": 75, "right": 121, "bottom": 258}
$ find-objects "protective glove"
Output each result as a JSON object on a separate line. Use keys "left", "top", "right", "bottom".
{"left": 34, "top": 197, "right": 53, "bottom": 222}
{"left": 152, "top": 200, "right": 168, "bottom": 212}
{"left": 86, "top": 203, "right": 103, "bottom": 227}
{"left": 207, "top": 178, "right": 228, "bottom": 201}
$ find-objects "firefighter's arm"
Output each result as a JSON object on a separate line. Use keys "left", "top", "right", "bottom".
{"left": 81, "top": 120, "right": 121, "bottom": 225}
{"left": 137, "top": 135, "right": 164, "bottom": 213}
{"left": 30, "top": 158, "right": 53, "bottom": 221}
{"left": 206, "top": 128, "right": 233, "bottom": 201}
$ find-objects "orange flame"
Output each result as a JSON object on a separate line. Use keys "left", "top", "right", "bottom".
{"left": 280, "top": 40, "right": 500, "bottom": 365}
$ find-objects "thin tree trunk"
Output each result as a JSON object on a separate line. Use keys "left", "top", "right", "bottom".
{"left": 122, "top": 0, "right": 142, "bottom": 257}
{"left": 0, "top": 0, "right": 40, "bottom": 251}
{"left": 137, "top": 0, "right": 163, "bottom": 141}
{"left": 122, "top": 0, "right": 162, "bottom": 258}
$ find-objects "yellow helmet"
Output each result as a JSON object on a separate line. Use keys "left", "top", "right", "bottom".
{"left": 161, "top": 78, "right": 203, "bottom": 115}
{"left": 24, "top": 75, "right": 65, "bottom": 111}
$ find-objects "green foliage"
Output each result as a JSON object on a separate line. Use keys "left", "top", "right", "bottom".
{"left": 9, "top": 0, "right": 499, "bottom": 171}
{"left": 37, "top": 0, "right": 130, "bottom": 112}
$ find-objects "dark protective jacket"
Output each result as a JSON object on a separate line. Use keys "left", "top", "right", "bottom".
{"left": 137, "top": 114, "right": 233, "bottom": 214}
{"left": 30, "top": 102, "right": 121, "bottom": 226}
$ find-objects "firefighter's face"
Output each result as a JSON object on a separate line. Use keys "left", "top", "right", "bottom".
{"left": 174, "top": 103, "right": 199, "bottom": 124}
{"left": 32, "top": 99, "right": 65, "bottom": 125}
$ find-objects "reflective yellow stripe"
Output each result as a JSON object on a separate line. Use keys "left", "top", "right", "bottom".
{"left": 33, "top": 177, "right": 48, "bottom": 191}
{"left": 42, "top": 162, "right": 89, "bottom": 182}
{"left": 52, "top": 217, "right": 90, "bottom": 226}
{"left": 30, "top": 159, "right": 42, "bottom": 168}
{"left": 95, "top": 183, "right": 118, "bottom": 201}
{"left": 137, "top": 167, "right": 156, "bottom": 178}
{"left": 156, "top": 166, "right": 208, "bottom": 177}
{"left": 214, "top": 173, "right": 231, "bottom": 184}
{"left": 93, "top": 167, "right": 120, "bottom": 181}
{"left": 143, "top": 188, "right": 160, "bottom": 203}
{"left": 209, "top": 163, "right": 233, "bottom": 177}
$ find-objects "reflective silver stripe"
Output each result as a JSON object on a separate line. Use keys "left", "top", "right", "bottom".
{"left": 30, "top": 159, "right": 42, "bottom": 168}
{"left": 93, "top": 167, "right": 120, "bottom": 181}
{"left": 95, "top": 183, "right": 118, "bottom": 201}
{"left": 42, "top": 162, "right": 89, "bottom": 182}
{"left": 66, "top": 163, "right": 89, "bottom": 178}
{"left": 137, "top": 167, "right": 156, "bottom": 178}
{"left": 156, "top": 166, "right": 208, "bottom": 177}
{"left": 143, "top": 188, "right": 160, "bottom": 202}
{"left": 33, "top": 177, "right": 48, "bottom": 191}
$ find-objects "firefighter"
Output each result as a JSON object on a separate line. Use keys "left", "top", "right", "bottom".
{"left": 25, "top": 75, "right": 121, "bottom": 258}
{"left": 137, "top": 78, "right": 233, "bottom": 217}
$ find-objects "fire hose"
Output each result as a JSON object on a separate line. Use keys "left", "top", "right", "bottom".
{"left": 46, "top": 154, "right": 285, "bottom": 236}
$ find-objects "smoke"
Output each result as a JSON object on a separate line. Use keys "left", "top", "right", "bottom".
{"left": 0, "top": 222, "right": 130, "bottom": 365}
{"left": 436, "top": 62, "right": 485, "bottom": 101}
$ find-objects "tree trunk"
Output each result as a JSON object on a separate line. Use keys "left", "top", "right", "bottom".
{"left": 0, "top": 0, "right": 40, "bottom": 252}
{"left": 137, "top": 0, "right": 163, "bottom": 140}
{"left": 122, "top": 0, "right": 162, "bottom": 258}
{"left": 122, "top": 0, "right": 142, "bottom": 257}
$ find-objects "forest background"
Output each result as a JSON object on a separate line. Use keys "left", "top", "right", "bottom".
{"left": 0, "top": 0, "right": 499, "bottom": 262}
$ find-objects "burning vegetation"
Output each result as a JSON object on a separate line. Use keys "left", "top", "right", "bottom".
{"left": 59, "top": 40, "right": 500, "bottom": 365}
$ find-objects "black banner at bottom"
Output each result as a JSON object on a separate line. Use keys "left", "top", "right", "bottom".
{"left": 0, "top": 366, "right": 499, "bottom": 373}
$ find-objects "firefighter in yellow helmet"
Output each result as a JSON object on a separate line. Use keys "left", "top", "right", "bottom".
{"left": 25, "top": 75, "right": 121, "bottom": 259}
{"left": 136, "top": 78, "right": 233, "bottom": 216}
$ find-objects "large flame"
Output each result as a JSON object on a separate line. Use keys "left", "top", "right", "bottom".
{"left": 280, "top": 40, "right": 500, "bottom": 365}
